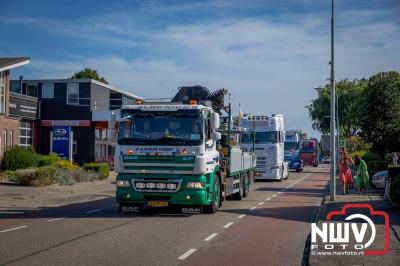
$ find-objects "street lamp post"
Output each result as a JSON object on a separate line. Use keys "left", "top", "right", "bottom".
{"left": 330, "top": 0, "right": 336, "bottom": 201}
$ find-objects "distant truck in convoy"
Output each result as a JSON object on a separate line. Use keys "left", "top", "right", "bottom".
{"left": 284, "top": 130, "right": 303, "bottom": 172}
{"left": 110, "top": 86, "right": 256, "bottom": 214}
{"left": 299, "top": 138, "right": 319, "bottom": 167}
{"left": 239, "top": 114, "right": 289, "bottom": 181}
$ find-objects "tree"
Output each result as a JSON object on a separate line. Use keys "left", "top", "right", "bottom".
{"left": 70, "top": 68, "right": 108, "bottom": 84}
{"left": 306, "top": 79, "right": 367, "bottom": 138}
{"left": 361, "top": 71, "right": 400, "bottom": 155}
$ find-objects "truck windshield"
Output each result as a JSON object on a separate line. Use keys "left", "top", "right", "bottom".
{"left": 300, "top": 147, "right": 315, "bottom": 153}
{"left": 241, "top": 131, "right": 277, "bottom": 144}
{"left": 284, "top": 142, "right": 299, "bottom": 150}
{"left": 118, "top": 111, "right": 203, "bottom": 146}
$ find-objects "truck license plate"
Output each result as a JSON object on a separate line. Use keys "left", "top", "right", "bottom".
{"left": 149, "top": 201, "right": 168, "bottom": 207}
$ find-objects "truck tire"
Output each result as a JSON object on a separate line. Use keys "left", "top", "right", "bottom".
{"left": 242, "top": 172, "right": 250, "bottom": 198}
{"left": 233, "top": 174, "right": 244, "bottom": 200}
{"left": 204, "top": 176, "right": 221, "bottom": 214}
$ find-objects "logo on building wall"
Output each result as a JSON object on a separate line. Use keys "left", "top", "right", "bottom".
{"left": 54, "top": 128, "right": 67, "bottom": 137}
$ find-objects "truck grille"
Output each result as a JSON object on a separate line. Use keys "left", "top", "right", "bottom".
{"left": 122, "top": 155, "right": 195, "bottom": 174}
{"left": 131, "top": 178, "right": 182, "bottom": 193}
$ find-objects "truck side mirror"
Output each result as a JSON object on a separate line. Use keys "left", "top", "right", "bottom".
{"left": 213, "top": 132, "right": 221, "bottom": 141}
{"left": 211, "top": 113, "right": 220, "bottom": 130}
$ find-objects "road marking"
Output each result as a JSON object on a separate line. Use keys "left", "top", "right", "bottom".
{"left": 178, "top": 249, "right": 197, "bottom": 260}
{"left": 85, "top": 209, "right": 102, "bottom": 214}
{"left": 278, "top": 191, "right": 282, "bottom": 194}
{"left": 1, "top": 225, "right": 27, "bottom": 233}
{"left": 223, "top": 222, "right": 234, "bottom": 228}
{"left": 237, "top": 214, "right": 246, "bottom": 219}
{"left": 257, "top": 202, "right": 265, "bottom": 206}
{"left": 250, "top": 207, "right": 256, "bottom": 211}
{"left": 48, "top": 218, "right": 64, "bottom": 222}
{"left": 204, "top": 233, "right": 218, "bottom": 241}
{"left": 0, "top": 211, "right": 24, "bottom": 214}
{"left": 272, "top": 194, "right": 277, "bottom": 198}
{"left": 286, "top": 186, "right": 290, "bottom": 188}
{"left": 265, "top": 198, "right": 271, "bottom": 201}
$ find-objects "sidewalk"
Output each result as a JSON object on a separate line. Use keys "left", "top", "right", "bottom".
{"left": 309, "top": 181, "right": 400, "bottom": 265}
{"left": 0, "top": 171, "right": 116, "bottom": 212}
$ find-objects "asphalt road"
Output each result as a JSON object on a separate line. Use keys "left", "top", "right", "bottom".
{"left": 0, "top": 166, "right": 329, "bottom": 266}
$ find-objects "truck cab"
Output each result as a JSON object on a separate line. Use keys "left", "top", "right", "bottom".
{"left": 239, "top": 114, "right": 288, "bottom": 181}
{"left": 111, "top": 86, "right": 255, "bottom": 214}
{"left": 284, "top": 130, "right": 303, "bottom": 172}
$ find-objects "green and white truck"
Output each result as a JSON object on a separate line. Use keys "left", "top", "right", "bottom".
{"left": 110, "top": 86, "right": 256, "bottom": 214}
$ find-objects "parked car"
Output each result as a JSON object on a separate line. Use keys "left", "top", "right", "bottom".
{"left": 372, "top": 170, "right": 387, "bottom": 189}
{"left": 321, "top": 156, "right": 330, "bottom": 164}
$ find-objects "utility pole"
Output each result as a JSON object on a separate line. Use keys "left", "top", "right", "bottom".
{"left": 330, "top": 0, "right": 336, "bottom": 201}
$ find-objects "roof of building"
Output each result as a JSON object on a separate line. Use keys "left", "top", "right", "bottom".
{"left": 10, "top": 78, "right": 142, "bottom": 99}
{"left": 0, "top": 57, "right": 30, "bottom": 72}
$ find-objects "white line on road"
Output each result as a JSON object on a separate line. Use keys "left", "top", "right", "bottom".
{"left": 178, "top": 249, "right": 197, "bottom": 260}
{"left": 223, "top": 222, "right": 234, "bottom": 228}
{"left": 265, "top": 198, "right": 271, "bottom": 201}
{"left": 286, "top": 186, "right": 290, "bottom": 188}
{"left": 85, "top": 209, "right": 102, "bottom": 214}
{"left": 272, "top": 194, "right": 277, "bottom": 198}
{"left": 277, "top": 191, "right": 282, "bottom": 194}
{"left": 250, "top": 207, "right": 256, "bottom": 211}
{"left": 257, "top": 202, "right": 265, "bottom": 206}
{"left": 1, "top": 225, "right": 27, "bottom": 233}
{"left": 204, "top": 233, "right": 218, "bottom": 241}
{"left": 48, "top": 218, "right": 64, "bottom": 222}
{"left": 237, "top": 214, "right": 246, "bottom": 219}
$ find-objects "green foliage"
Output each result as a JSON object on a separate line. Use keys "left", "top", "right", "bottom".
{"left": 388, "top": 165, "right": 400, "bottom": 207}
{"left": 346, "top": 136, "right": 371, "bottom": 153}
{"left": 32, "top": 166, "right": 56, "bottom": 186}
{"left": 349, "top": 150, "right": 381, "bottom": 163}
{"left": 0, "top": 170, "right": 17, "bottom": 182}
{"left": 70, "top": 68, "right": 108, "bottom": 84}
{"left": 14, "top": 168, "right": 37, "bottom": 185}
{"left": 1, "top": 146, "right": 40, "bottom": 170}
{"left": 83, "top": 163, "right": 110, "bottom": 180}
{"left": 54, "top": 159, "right": 79, "bottom": 170}
{"left": 13, "top": 166, "right": 56, "bottom": 186}
{"left": 39, "top": 153, "right": 62, "bottom": 166}
{"left": 55, "top": 168, "right": 100, "bottom": 185}
{"left": 361, "top": 71, "right": 400, "bottom": 155}
{"left": 307, "top": 79, "right": 367, "bottom": 138}
{"left": 367, "top": 160, "right": 388, "bottom": 176}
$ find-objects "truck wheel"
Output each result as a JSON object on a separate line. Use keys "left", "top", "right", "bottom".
{"left": 204, "top": 176, "right": 221, "bottom": 214}
{"left": 242, "top": 173, "right": 250, "bottom": 198}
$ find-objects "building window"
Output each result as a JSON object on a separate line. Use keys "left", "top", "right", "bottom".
{"left": 19, "top": 121, "right": 33, "bottom": 148}
{"left": 67, "top": 83, "right": 79, "bottom": 105}
{"left": 72, "top": 141, "right": 77, "bottom": 155}
{"left": 42, "top": 83, "right": 54, "bottom": 99}
{"left": 0, "top": 71, "right": 5, "bottom": 114}
{"left": 26, "top": 83, "right": 38, "bottom": 97}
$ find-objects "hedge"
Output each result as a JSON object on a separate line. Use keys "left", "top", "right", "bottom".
{"left": 350, "top": 150, "right": 382, "bottom": 163}
{"left": 389, "top": 165, "right": 400, "bottom": 207}
{"left": 39, "top": 153, "right": 62, "bottom": 166}
{"left": 83, "top": 163, "right": 110, "bottom": 180}
{"left": 1, "top": 146, "right": 40, "bottom": 170}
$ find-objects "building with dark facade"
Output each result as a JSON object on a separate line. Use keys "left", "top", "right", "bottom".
{"left": 0, "top": 57, "right": 36, "bottom": 160}
{"left": 10, "top": 78, "right": 141, "bottom": 164}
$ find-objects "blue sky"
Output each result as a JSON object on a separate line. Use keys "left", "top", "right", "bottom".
{"left": 1, "top": 0, "right": 399, "bottom": 137}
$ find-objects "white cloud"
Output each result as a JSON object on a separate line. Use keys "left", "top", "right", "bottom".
{"left": 8, "top": 5, "right": 400, "bottom": 137}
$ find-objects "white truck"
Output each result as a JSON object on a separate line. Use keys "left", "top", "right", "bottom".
{"left": 239, "top": 114, "right": 288, "bottom": 181}
{"left": 110, "top": 86, "right": 256, "bottom": 214}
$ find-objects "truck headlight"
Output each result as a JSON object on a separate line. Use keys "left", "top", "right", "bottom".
{"left": 167, "top": 183, "right": 177, "bottom": 190}
{"left": 187, "top": 182, "right": 205, "bottom": 189}
{"left": 135, "top": 182, "right": 145, "bottom": 189}
{"left": 146, "top": 183, "right": 156, "bottom": 189}
{"left": 117, "top": 180, "right": 130, "bottom": 187}
{"left": 157, "top": 183, "right": 167, "bottom": 189}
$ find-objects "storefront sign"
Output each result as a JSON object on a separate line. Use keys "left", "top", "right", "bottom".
{"left": 42, "top": 120, "right": 91, "bottom": 127}
{"left": 51, "top": 126, "right": 72, "bottom": 159}
{"left": 9, "top": 93, "right": 39, "bottom": 119}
